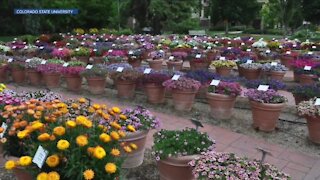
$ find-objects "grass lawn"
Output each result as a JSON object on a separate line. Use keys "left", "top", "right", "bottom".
{"left": 208, "top": 31, "right": 284, "bottom": 40}
{"left": 0, "top": 36, "right": 17, "bottom": 42}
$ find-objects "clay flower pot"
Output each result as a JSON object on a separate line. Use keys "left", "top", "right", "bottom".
{"left": 43, "top": 72, "right": 61, "bottom": 88}
{"left": 189, "top": 61, "right": 209, "bottom": 71}
{"left": 121, "top": 131, "right": 149, "bottom": 168}
{"left": 249, "top": 101, "right": 285, "bottom": 132}
{"left": 77, "top": 56, "right": 89, "bottom": 64}
{"left": 64, "top": 74, "right": 82, "bottom": 92}
{"left": 86, "top": 77, "right": 106, "bottom": 94}
{"left": 293, "top": 71, "right": 300, "bottom": 82}
{"left": 144, "top": 83, "right": 166, "bottom": 104}
{"left": 216, "top": 67, "right": 232, "bottom": 76}
{"left": 242, "top": 68, "right": 261, "bottom": 80}
{"left": 280, "top": 55, "right": 294, "bottom": 69}
{"left": 237, "top": 64, "right": 244, "bottom": 77}
{"left": 269, "top": 71, "right": 286, "bottom": 81}
{"left": 128, "top": 58, "right": 142, "bottom": 68}
{"left": 293, "top": 94, "right": 308, "bottom": 106}
{"left": 304, "top": 116, "right": 320, "bottom": 144}
{"left": 299, "top": 74, "right": 317, "bottom": 85}
{"left": 0, "top": 66, "right": 7, "bottom": 82}
{"left": 171, "top": 89, "right": 197, "bottom": 111}
{"left": 11, "top": 68, "right": 26, "bottom": 84}
{"left": 148, "top": 59, "right": 163, "bottom": 70}
{"left": 206, "top": 93, "right": 236, "bottom": 119}
{"left": 167, "top": 60, "right": 183, "bottom": 71}
{"left": 157, "top": 155, "right": 197, "bottom": 180}
{"left": 5, "top": 156, "right": 33, "bottom": 180}
{"left": 115, "top": 80, "right": 136, "bottom": 99}
{"left": 92, "top": 57, "right": 104, "bottom": 64}
{"left": 26, "top": 69, "right": 41, "bottom": 86}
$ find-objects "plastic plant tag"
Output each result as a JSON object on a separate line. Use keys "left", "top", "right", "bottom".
{"left": 7, "top": 58, "right": 13, "bottom": 63}
{"left": 227, "top": 41, "right": 231, "bottom": 44}
{"left": 172, "top": 74, "right": 180, "bottom": 80}
{"left": 286, "top": 51, "right": 291, "bottom": 55}
{"left": 308, "top": 51, "right": 313, "bottom": 55}
{"left": 193, "top": 47, "right": 198, "bottom": 50}
{"left": 246, "top": 60, "right": 253, "bottom": 64}
{"left": 25, "top": 59, "right": 31, "bottom": 63}
{"left": 279, "top": 45, "right": 283, "bottom": 48}
{"left": 293, "top": 44, "right": 297, "bottom": 48}
{"left": 116, "top": 67, "right": 124, "bottom": 72}
{"left": 219, "top": 57, "right": 226, "bottom": 61}
{"left": 246, "top": 49, "right": 251, "bottom": 52}
{"left": 39, "top": 46, "right": 44, "bottom": 49}
{"left": 266, "top": 50, "right": 271, "bottom": 53}
{"left": 93, "top": 49, "right": 97, "bottom": 52}
{"left": 143, "top": 68, "right": 152, "bottom": 74}
{"left": 315, "top": 98, "right": 320, "bottom": 106}
{"left": 58, "top": 48, "right": 63, "bottom": 51}
{"left": 304, "top": 66, "right": 312, "bottom": 71}
{"left": 227, "top": 47, "right": 232, "bottom": 50}
{"left": 81, "top": 42, "right": 85, "bottom": 45}
{"left": 210, "top": 79, "right": 220, "bottom": 86}
{"left": 169, "top": 56, "right": 174, "bottom": 60}
{"left": 12, "top": 46, "right": 16, "bottom": 49}
{"left": 63, "top": 63, "right": 69, "bottom": 67}
{"left": 312, "top": 46, "right": 316, "bottom": 49}
{"left": 271, "top": 62, "right": 278, "bottom": 66}
{"left": 86, "top": 65, "right": 93, "bottom": 69}
{"left": 215, "top": 41, "right": 218, "bottom": 44}
{"left": 41, "top": 60, "right": 46, "bottom": 65}
{"left": 0, "top": 122, "right": 8, "bottom": 138}
{"left": 196, "top": 54, "right": 201, "bottom": 59}
{"left": 128, "top": 51, "right": 133, "bottom": 55}
{"left": 207, "top": 46, "right": 212, "bottom": 50}
{"left": 257, "top": 85, "right": 269, "bottom": 91}
{"left": 108, "top": 49, "right": 113, "bottom": 53}
{"left": 32, "top": 145, "right": 49, "bottom": 168}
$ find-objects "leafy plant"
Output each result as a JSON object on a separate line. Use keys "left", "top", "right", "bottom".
{"left": 208, "top": 82, "right": 242, "bottom": 96}
{"left": 245, "top": 89, "right": 287, "bottom": 104}
{"left": 162, "top": 77, "right": 201, "bottom": 91}
{"left": 210, "top": 60, "right": 237, "bottom": 68}
{"left": 109, "top": 69, "right": 142, "bottom": 81}
{"left": 245, "top": 79, "right": 286, "bottom": 91}
{"left": 81, "top": 64, "right": 108, "bottom": 78}
{"left": 297, "top": 97, "right": 320, "bottom": 117}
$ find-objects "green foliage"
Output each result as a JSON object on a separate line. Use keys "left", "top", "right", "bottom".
{"left": 302, "top": 0, "right": 320, "bottom": 24}
{"left": 18, "top": 35, "right": 38, "bottom": 44}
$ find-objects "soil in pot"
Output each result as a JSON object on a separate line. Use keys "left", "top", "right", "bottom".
{"left": 86, "top": 77, "right": 106, "bottom": 95}
{"left": 144, "top": 84, "right": 166, "bottom": 104}
{"left": 206, "top": 93, "right": 236, "bottom": 119}
{"left": 171, "top": 89, "right": 197, "bottom": 111}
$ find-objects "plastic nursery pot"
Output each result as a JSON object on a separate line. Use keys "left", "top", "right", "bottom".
{"left": 64, "top": 74, "right": 82, "bottom": 92}
{"left": 11, "top": 68, "right": 26, "bottom": 84}
{"left": 86, "top": 77, "right": 106, "bottom": 95}
{"left": 206, "top": 93, "right": 236, "bottom": 120}
{"left": 43, "top": 72, "right": 61, "bottom": 88}
{"left": 148, "top": 59, "right": 163, "bottom": 71}
{"left": 26, "top": 69, "right": 41, "bottom": 86}
{"left": 115, "top": 80, "right": 136, "bottom": 99}
{"left": 144, "top": 83, "right": 166, "bottom": 104}
{"left": 304, "top": 116, "right": 320, "bottom": 144}
{"left": 166, "top": 60, "right": 183, "bottom": 71}
{"left": 171, "top": 89, "right": 197, "bottom": 111}
{"left": 216, "top": 67, "right": 232, "bottom": 77}
{"left": 299, "top": 74, "right": 317, "bottom": 85}
{"left": 120, "top": 130, "right": 149, "bottom": 168}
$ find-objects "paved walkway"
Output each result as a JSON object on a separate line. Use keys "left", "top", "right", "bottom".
{"left": 4, "top": 84, "right": 320, "bottom": 180}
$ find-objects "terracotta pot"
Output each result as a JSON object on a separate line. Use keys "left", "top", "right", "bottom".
{"left": 11, "top": 68, "right": 26, "bottom": 84}
{"left": 148, "top": 59, "right": 163, "bottom": 70}
{"left": 195, "top": 85, "right": 207, "bottom": 99}
{"left": 167, "top": 61, "right": 183, "bottom": 71}
{"left": 26, "top": 69, "right": 41, "bottom": 86}
{"left": 13, "top": 168, "right": 33, "bottom": 180}
{"left": 144, "top": 84, "right": 166, "bottom": 104}
{"left": 206, "top": 93, "right": 236, "bottom": 119}
{"left": 305, "top": 116, "right": 320, "bottom": 144}
{"left": 64, "top": 74, "right": 82, "bottom": 92}
{"left": 237, "top": 64, "right": 244, "bottom": 77}
{"left": 207, "top": 51, "right": 218, "bottom": 60}
{"left": 115, "top": 80, "right": 136, "bottom": 99}
{"left": 189, "top": 61, "right": 209, "bottom": 71}
{"left": 293, "top": 71, "right": 300, "bottom": 82}
{"left": 249, "top": 101, "right": 285, "bottom": 132}
{"left": 269, "top": 71, "right": 286, "bottom": 81}
{"left": 299, "top": 74, "right": 317, "bottom": 85}
{"left": 242, "top": 68, "right": 261, "bottom": 80}
{"left": 216, "top": 67, "right": 232, "bottom": 76}
{"left": 171, "top": 89, "right": 197, "bottom": 111}
{"left": 280, "top": 55, "right": 294, "bottom": 69}
{"left": 121, "top": 131, "right": 149, "bottom": 168}
{"left": 0, "top": 66, "right": 7, "bottom": 82}
{"left": 128, "top": 58, "right": 142, "bottom": 68}
{"left": 77, "top": 56, "right": 89, "bottom": 64}
{"left": 293, "top": 94, "right": 309, "bottom": 106}
{"left": 43, "top": 72, "right": 60, "bottom": 88}
{"left": 157, "top": 155, "right": 197, "bottom": 180}
{"left": 86, "top": 77, "right": 106, "bottom": 94}
{"left": 92, "top": 57, "right": 105, "bottom": 64}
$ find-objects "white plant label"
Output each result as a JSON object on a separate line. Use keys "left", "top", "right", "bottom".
{"left": 196, "top": 54, "right": 201, "bottom": 59}
{"left": 93, "top": 49, "right": 97, "bottom": 52}
{"left": 108, "top": 49, "right": 113, "bottom": 53}
{"left": 241, "top": 42, "right": 245, "bottom": 46}
{"left": 93, "top": 42, "right": 96, "bottom": 46}
{"left": 171, "top": 75, "right": 180, "bottom": 81}
{"left": 116, "top": 67, "right": 124, "bottom": 72}
{"left": 207, "top": 46, "right": 212, "bottom": 50}
{"left": 219, "top": 57, "right": 226, "bottom": 61}
{"left": 257, "top": 85, "right": 269, "bottom": 91}
{"left": 128, "top": 51, "right": 133, "bottom": 55}
{"left": 215, "top": 41, "right": 218, "bottom": 44}
{"left": 58, "top": 48, "right": 63, "bottom": 51}
{"left": 286, "top": 51, "right": 291, "bottom": 55}
{"left": 246, "top": 49, "right": 251, "bottom": 52}
{"left": 75, "top": 48, "right": 80, "bottom": 51}
{"left": 246, "top": 60, "right": 253, "bottom": 64}
{"left": 0, "top": 122, "right": 8, "bottom": 138}
{"left": 304, "top": 66, "right": 312, "bottom": 71}
{"left": 81, "top": 42, "right": 85, "bottom": 45}
{"left": 25, "top": 59, "right": 31, "bottom": 63}
{"left": 271, "top": 62, "right": 278, "bottom": 66}
{"left": 210, "top": 79, "right": 220, "bottom": 86}
{"left": 32, "top": 145, "right": 49, "bottom": 168}
{"left": 266, "top": 50, "right": 271, "bottom": 53}
{"left": 63, "top": 63, "right": 69, "bottom": 67}
{"left": 308, "top": 51, "right": 313, "bottom": 55}
{"left": 39, "top": 46, "right": 44, "bottom": 49}
{"left": 315, "top": 98, "right": 320, "bottom": 106}
{"left": 12, "top": 46, "right": 16, "bottom": 49}
{"left": 312, "top": 46, "right": 316, "bottom": 49}
{"left": 193, "top": 47, "right": 198, "bottom": 50}
{"left": 279, "top": 45, "right": 283, "bottom": 48}
{"left": 143, "top": 68, "right": 152, "bottom": 74}
{"left": 169, "top": 56, "right": 174, "bottom": 60}
{"left": 41, "top": 60, "right": 46, "bottom": 65}
{"left": 227, "top": 47, "right": 232, "bottom": 50}
{"left": 86, "top": 65, "right": 93, "bottom": 69}
{"left": 7, "top": 58, "right": 13, "bottom": 63}
{"left": 227, "top": 41, "right": 231, "bottom": 44}
{"left": 293, "top": 44, "right": 297, "bottom": 48}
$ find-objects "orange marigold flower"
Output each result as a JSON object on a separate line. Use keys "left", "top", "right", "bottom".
{"left": 110, "top": 131, "right": 120, "bottom": 140}
{"left": 76, "top": 135, "right": 88, "bottom": 147}
{"left": 38, "top": 133, "right": 51, "bottom": 141}
{"left": 83, "top": 169, "right": 94, "bottom": 180}
{"left": 53, "top": 126, "right": 65, "bottom": 136}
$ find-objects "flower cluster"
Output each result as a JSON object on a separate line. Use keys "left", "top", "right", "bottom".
{"left": 261, "top": 63, "right": 288, "bottom": 72}
{"left": 25, "top": 57, "right": 44, "bottom": 69}
{"left": 109, "top": 69, "right": 142, "bottom": 81}
{"left": 163, "top": 77, "right": 201, "bottom": 91}
{"left": 297, "top": 98, "right": 320, "bottom": 117}
{"left": 81, "top": 64, "right": 109, "bottom": 78}
{"left": 210, "top": 60, "right": 237, "bottom": 68}
{"left": 51, "top": 48, "right": 71, "bottom": 58}
{"left": 185, "top": 70, "right": 219, "bottom": 85}
{"left": 208, "top": 82, "right": 242, "bottom": 96}
{"left": 245, "top": 79, "right": 286, "bottom": 91}
{"left": 140, "top": 72, "right": 171, "bottom": 86}
{"left": 289, "top": 84, "right": 320, "bottom": 99}
{"left": 240, "top": 63, "right": 262, "bottom": 70}
{"left": 245, "top": 89, "right": 287, "bottom": 104}
{"left": 71, "top": 47, "right": 91, "bottom": 57}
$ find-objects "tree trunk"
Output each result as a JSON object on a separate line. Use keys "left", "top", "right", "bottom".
{"left": 224, "top": 19, "right": 229, "bottom": 35}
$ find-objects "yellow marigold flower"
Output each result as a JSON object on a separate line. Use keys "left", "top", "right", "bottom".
{"left": 92, "top": 104, "right": 101, "bottom": 110}
{"left": 101, "top": 104, "right": 107, "bottom": 109}
{"left": 119, "top": 114, "right": 127, "bottom": 120}
{"left": 19, "top": 156, "right": 32, "bottom": 166}
{"left": 71, "top": 103, "right": 79, "bottom": 109}
{"left": 48, "top": 171, "right": 60, "bottom": 180}
{"left": 83, "top": 169, "right": 94, "bottom": 180}
{"left": 31, "top": 122, "right": 44, "bottom": 130}
{"left": 110, "top": 131, "right": 120, "bottom": 140}
{"left": 82, "top": 120, "right": 93, "bottom": 128}
{"left": 88, "top": 107, "right": 95, "bottom": 113}
{"left": 0, "top": 83, "right": 6, "bottom": 89}
{"left": 53, "top": 126, "right": 65, "bottom": 136}
{"left": 110, "top": 122, "right": 121, "bottom": 130}
{"left": 50, "top": 135, "right": 56, "bottom": 141}
{"left": 57, "top": 140, "right": 70, "bottom": 150}
{"left": 79, "top": 98, "right": 86, "bottom": 103}
{"left": 127, "top": 125, "right": 136, "bottom": 132}
{"left": 38, "top": 133, "right": 51, "bottom": 141}
{"left": 98, "top": 124, "right": 104, "bottom": 129}
{"left": 5, "top": 160, "right": 15, "bottom": 170}
{"left": 110, "top": 148, "right": 120, "bottom": 157}
{"left": 105, "top": 163, "right": 117, "bottom": 174}
{"left": 0, "top": 88, "right": 3, "bottom": 92}
{"left": 87, "top": 147, "right": 94, "bottom": 155}
{"left": 118, "top": 130, "right": 126, "bottom": 138}
{"left": 66, "top": 120, "right": 76, "bottom": 128}
{"left": 76, "top": 116, "right": 88, "bottom": 124}
{"left": 93, "top": 146, "right": 106, "bottom": 159}
{"left": 112, "top": 107, "right": 121, "bottom": 113}
{"left": 37, "top": 172, "right": 48, "bottom": 180}
{"left": 130, "top": 143, "right": 138, "bottom": 150}
{"left": 99, "top": 133, "right": 111, "bottom": 143}
{"left": 123, "top": 146, "right": 132, "bottom": 153}
{"left": 17, "top": 130, "right": 29, "bottom": 139}
{"left": 60, "top": 108, "right": 68, "bottom": 114}
{"left": 76, "top": 135, "right": 88, "bottom": 147}
{"left": 46, "top": 154, "right": 59, "bottom": 168}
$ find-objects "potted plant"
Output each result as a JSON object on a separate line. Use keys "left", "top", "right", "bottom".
{"left": 153, "top": 128, "right": 215, "bottom": 180}
{"left": 51, "top": 47, "right": 71, "bottom": 61}
{"left": 280, "top": 51, "right": 299, "bottom": 69}
{"left": 239, "top": 62, "right": 262, "bottom": 80}
{"left": 163, "top": 77, "right": 201, "bottom": 111}
{"left": 0, "top": 58, "right": 8, "bottom": 82}
{"left": 148, "top": 50, "right": 165, "bottom": 70}
{"left": 289, "top": 84, "right": 320, "bottom": 105}
{"left": 60, "top": 61, "right": 85, "bottom": 92}
{"left": 140, "top": 72, "right": 171, "bottom": 104}
{"left": 71, "top": 47, "right": 91, "bottom": 64}
{"left": 210, "top": 60, "right": 237, "bottom": 76}
{"left": 297, "top": 98, "right": 320, "bottom": 144}
{"left": 207, "top": 82, "right": 242, "bottom": 119}
{"left": 25, "top": 57, "right": 43, "bottom": 85}
{"left": 245, "top": 89, "right": 287, "bottom": 132}
{"left": 81, "top": 64, "right": 108, "bottom": 94}
{"left": 9, "top": 60, "right": 26, "bottom": 84}
{"left": 189, "top": 53, "right": 209, "bottom": 71}
{"left": 261, "top": 62, "right": 288, "bottom": 81}
{"left": 291, "top": 59, "right": 319, "bottom": 83}
{"left": 37, "top": 59, "right": 64, "bottom": 88}
{"left": 106, "top": 49, "right": 126, "bottom": 64}
{"left": 189, "top": 151, "right": 290, "bottom": 179}
{"left": 127, "top": 49, "right": 143, "bottom": 68}
{"left": 91, "top": 48, "right": 105, "bottom": 64}
{"left": 166, "top": 55, "right": 184, "bottom": 71}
